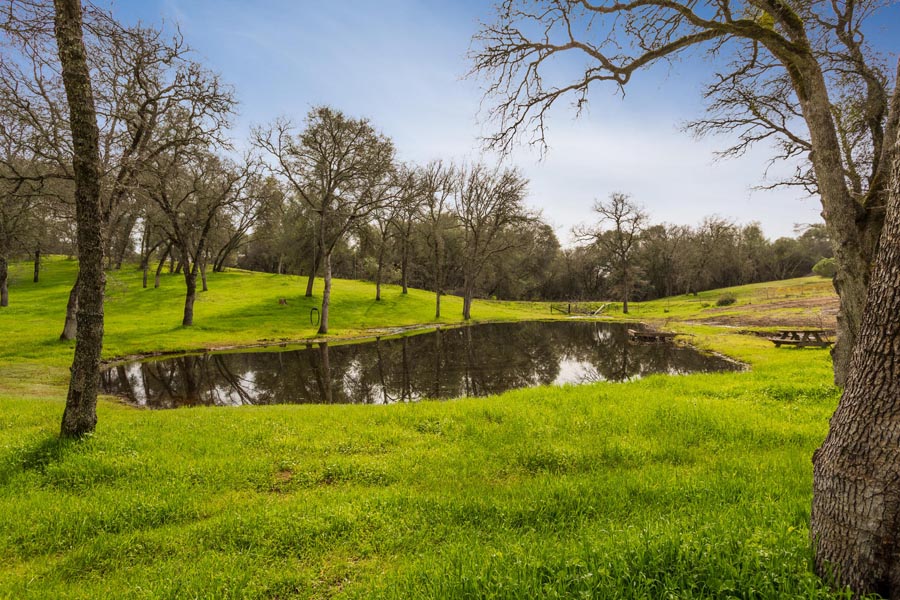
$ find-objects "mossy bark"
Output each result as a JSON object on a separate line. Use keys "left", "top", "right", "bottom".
{"left": 55, "top": 0, "right": 105, "bottom": 438}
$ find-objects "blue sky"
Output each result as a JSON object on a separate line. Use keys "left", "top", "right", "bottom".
{"left": 112, "top": 0, "right": 899, "bottom": 243}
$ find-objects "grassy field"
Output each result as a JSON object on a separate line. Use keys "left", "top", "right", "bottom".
{"left": 0, "top": 258, "right": 851, "bottom": 598}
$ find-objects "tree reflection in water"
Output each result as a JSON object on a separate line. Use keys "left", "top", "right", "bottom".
{"left": 100, "top": 322, "right": 741, "bottom": 408}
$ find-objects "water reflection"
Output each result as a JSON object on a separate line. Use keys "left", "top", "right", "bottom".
{"left": 101, "top": 321, "right": 740, "bottom": 408}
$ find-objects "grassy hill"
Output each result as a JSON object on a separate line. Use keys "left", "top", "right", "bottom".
{"left": 0, "top": 258, "right": 848, "bottom": 598}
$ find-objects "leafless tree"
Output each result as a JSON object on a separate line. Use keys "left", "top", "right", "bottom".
{"left": 389, "top": 165, "right": 423, "bottom": 295}
{"left": 253, "top": 106, "right": 395, "bottom": 334}
{"left": 471, "top": 1, "right": 900, "bottom": 593}
{"left": 574, "top": 192, "right": 647, "bottom": 313}
{"left": 418, "top": 160, "right": 456, "bottom": 319}
{"left": 470, "top": 0, "right": 899, "bottom": 387}
{"left": 0, "top": 3, "right": 235, "bottom": 336}
{"left": 454, "top": 162, "right": 531, "bottom": 320}
{"left": 143, "top": 149, "right": 259, "bottom": 326}
{"left": 50, "top": 0, "right": 104, "bottom": 438}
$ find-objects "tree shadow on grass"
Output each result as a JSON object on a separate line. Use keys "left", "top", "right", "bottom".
{"left": 0, "top": 434, "right": 78, "bottom": 485}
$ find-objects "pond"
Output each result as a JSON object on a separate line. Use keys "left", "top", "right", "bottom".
{"left": 100, "top": 321, "right": 741, "bottom": 408}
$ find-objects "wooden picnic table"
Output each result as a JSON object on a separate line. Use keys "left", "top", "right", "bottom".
{"left": 767, "top": 329, "right": 833, "bottom": 348}
{"left": 628, "top": 329, "right": 678, "bottom": 344}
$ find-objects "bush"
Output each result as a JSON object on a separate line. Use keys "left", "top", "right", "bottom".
{"left": 812, "top": 257, "right": 837, "bottom": 278}
{"left": 716, "top": 293, "right": 737, "bottom": 307}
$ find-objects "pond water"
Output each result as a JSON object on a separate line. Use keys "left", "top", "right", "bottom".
{"left": 100, "top": 321, "right": 741, "bottom": 408}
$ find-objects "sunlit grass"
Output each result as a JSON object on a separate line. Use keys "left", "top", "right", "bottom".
{"left": 0, "top": 257, "right": 850, "bottom": 598}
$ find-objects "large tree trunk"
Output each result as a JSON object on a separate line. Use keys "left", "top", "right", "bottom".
{"left": 154, "top": 244, "right": 170, "bottom": 289}
{"left": 0, "top": 256, "right": 7, "bottom": 307}
{"left": 622, "top": 264, "right": 630, "bottom": 314}
{"left": 434, "top": 238, "right": 443, "bottom": 319}
{"left": 112, "top": 214, "right": 136, "bottom": 270}
{"left": 182, "top": 265, "right": 197, "bottom": 326}
{"left": 141, "top": 258, "right": 149, "bottom": 289}
{"left": 811, "top": 128, "right": 900, "bottom": 598}
{"left": 375, "top": 241, "right": 385, "bottom": 301}
{"left": 55, "top": 0, "right": 105, "bottom": 438}
{"left": 462, "top": 274, "right": 473, "bottom": 321}
{"left": 317, "top": 251, "right": 331, "bottom": 335}
{"left": 200, "top": 260, "right": 208, "bottom": 292}
{"left": 60, "top": 272, "right": 81, "bottom": 341}
{"left": 401, "top": 236, "right": 409, "bottom": 294}
{"left": 790, "top": 56, "right": 877, "bottom": 387}
{"left": 33, "top": 248, "right": 40, "bottom": 283}
{"left": 305, "top": 241, "right": 320, "bottom": 297}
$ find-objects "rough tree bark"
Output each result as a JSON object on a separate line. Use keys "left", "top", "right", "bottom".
{"left": 154, "top": 242, "right": 170, "bottom": 288}
{"left": 462, "top": 275, "right": 473, "bottom": 321}
{"left": 375, "top": 237, "right": 386, "bottom": 301}
{"left": 433, "top": 235, "right": 444, "bottom": 319}
{"left": 54, "top": 0, "right": 105, "bottom": 438}
{"left": 59, "top": 271, "right": 80, "bottom": 340}
{"left": 317, "top": 250, "right": 331, "bottom": 335}
{"left": 400, "top": 237, "right": 409, "bottom": 294}
{"left": 305, "top": 239, "right": 320, "bottom": 297}
{"left": 33, "top": 248, "right": 40, "bottom": 283}
{"left": 812, "top": 125, "right": 900, "bottom": 598}
{"left": 0, "top": 256, "right": 7, "bottom": 307}
{"left": 182, "top": 261, "right": 198, "bottom": 326}
{"left": 788, "top": 58, "right": 875, "bottom": 388}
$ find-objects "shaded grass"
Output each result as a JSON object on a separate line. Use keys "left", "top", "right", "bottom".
{"left": 0, "top": 257, "right": 853, "bottom": 598}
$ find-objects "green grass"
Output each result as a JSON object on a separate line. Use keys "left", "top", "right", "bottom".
{"left": 0, "top": 258, "right": 851, "bottom": 598}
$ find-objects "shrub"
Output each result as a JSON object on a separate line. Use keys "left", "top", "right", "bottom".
{"left": 716, "top": 293, "right": 737, "bottom": 307}
{"left": 812, "top": 257, "right": 837, "bottom": 278}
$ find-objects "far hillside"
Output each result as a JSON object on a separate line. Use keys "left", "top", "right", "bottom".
{"left": 633, "top": 277, "right": 838, "bottom": 329}
{"left": 1, "top": 256, "right": 837, "bottom": 375}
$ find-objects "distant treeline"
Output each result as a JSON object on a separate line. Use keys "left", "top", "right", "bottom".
{"left": 237, "top": 200, "right": 832, "bottom": 302}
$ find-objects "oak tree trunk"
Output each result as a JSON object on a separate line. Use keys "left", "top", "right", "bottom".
{"left": 789, "top": 56, "right": 875, "bottom": 387}
{"left": 811, "top": 126, "right": 900, "bottom": 598}
{"left": 0, "top": 256, "right": 7, "bottom": 307}
{"left": 182, "top": 265, "right": 197, "bottom": 326}
{"left": 154, "top": 243, "right": 170, "bottom": 289}
{"left": 305, "top": 241, "right": 321, "bottom": 298}
{"left": 375, "top": 241, "right": 385, "bottom": 301}
{"left": 200, "top": 260, "right": 208, "bottom": 292}
{"left": 55, "top": 0, "right": 105, "bottom": 438}
{"left": 462, "top": 275, "right": 473, "bottom": 321}
{"left": 401, "top": 238, "right": 409, "bottom": 294}
{"left": 317, "top": 250, "right": 331, "bottom": 335}
{"left": 60, "top": 272, "right": 80, "bottom": 341}
{"left": 33, "top": 249, "right": 40, "bottom": 283}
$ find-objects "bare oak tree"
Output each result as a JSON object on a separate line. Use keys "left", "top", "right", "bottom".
{"left": 471, "top": 0, "right": 900, "bottom": 594}
{"left": 418, "top": 160, "right": 456, "bottom": 319}
{"left": 0, "top": 5, "right": 234, "bottom": 337}
{"left": 144, "top": 149, "right": 258, "bottom": 326}
{"left": 574, "top": 193, "right": 647, "bottom": 313}
{"left": 52, "top": 0, "right": 104, "bottom": 438}
{"left": 454, "top": 162, "right": 530, "bottom": 320}
{"left": 470, "top": 0, "right": 899, "bottom": 387}
{"left": 254, "top": 106, "right": 395, "bottom": 334}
